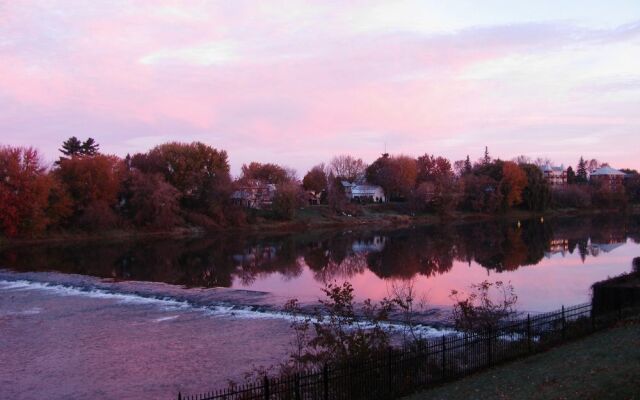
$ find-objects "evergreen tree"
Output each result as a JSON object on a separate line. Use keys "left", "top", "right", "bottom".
{"left": 59, "top": 136, "right": 83, "bottom": 157}
{"left": 81, "top": 138, "right": 100, "bottom": 156}
{"left": 566, "top": 166, "right": 576, "bottom": 184}
{"left": 483, "top": 146, "right": 491, "bottom": 165}
{"left": 576, "top": 157, "right": 588, "bottom": 184}
{"left": 464, "top": 155, "right": 472, "bottom": 175}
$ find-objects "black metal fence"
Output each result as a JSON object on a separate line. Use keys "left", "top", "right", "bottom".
{"left": 179, "top": 302, "right": 639, "bottom": 400}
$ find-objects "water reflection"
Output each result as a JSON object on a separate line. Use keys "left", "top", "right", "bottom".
{"left": 2, "top": 214, "right": 638, "bottom": 292}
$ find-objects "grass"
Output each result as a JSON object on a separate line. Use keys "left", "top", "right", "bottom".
{"left": 403, "top": 320, "right": 640, "bottom": 400}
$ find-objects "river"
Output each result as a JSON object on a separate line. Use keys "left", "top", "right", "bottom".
{"left": 1, "top": 214, "right": 639, "bottom": 399}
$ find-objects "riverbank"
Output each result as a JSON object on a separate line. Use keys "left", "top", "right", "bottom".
{"left": 403, "top": 318, "right": 640, "bottom": 400}
{"left": 2, "top": 204, "right": 638, "bottom": 247}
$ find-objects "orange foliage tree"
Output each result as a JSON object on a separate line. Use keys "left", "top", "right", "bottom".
{"left": 501, "top": 161, "right": 527, "bottom": 207}
{"left": 54, "top": 154, "right": 125, "bottom": 229}
{"left": 0, "top": 146, "right": 53, "bottom": 237}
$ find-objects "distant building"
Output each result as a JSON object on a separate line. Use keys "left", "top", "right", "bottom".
{"left": 589, "top": 166, "right": 626, "bottom": 189}
{"left": 305, "top": 190, "right": 322, "bottom": 205}
{"left": 540, "top": 163, "right": 567, "bottom": 186}
{"left": 231, "top": 180, "right": 277, "bottom": 209}
{"left": 341, "top": 181, "right": 386, "bottom": 203}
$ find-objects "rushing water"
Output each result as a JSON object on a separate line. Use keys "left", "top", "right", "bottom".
{"left": 1, "top": 214, "right": 639, "bottom": 399}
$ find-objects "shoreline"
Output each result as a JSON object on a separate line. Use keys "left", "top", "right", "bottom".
{"left": 1, "top": 205, "right": 638, "bottom": 247}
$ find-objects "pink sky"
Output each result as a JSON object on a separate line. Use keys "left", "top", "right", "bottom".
{"left": 1, "top": 1, "right": 639, "bottom": 176}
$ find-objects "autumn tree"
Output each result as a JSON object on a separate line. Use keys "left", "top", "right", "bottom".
{"left": 127, "top": 171, "right": 182, "bottom": 228}
{"left": 329, "top": 155, "right": 367, "bottom": 182}
{"left": 272, "top": 182, "right": 304, "bottom": 220}
{"left": 520, "top": 164, "right": 551, "bottom": 211}
{"left": 413, "top": 154, "right": 458, "bottom": 215}
{"left": 240, "top": 162, "right": 296, "bottom": 185}
{"left": 0, "top": 146, "right": 53, "bottom": 237}
{"left": 416, "top": 154, "right": 453, "bottom": 184}
{"left": 302, "top": 165, "right": 327, "bottom": 195}
{"left": 461, "top": 174, "right": 503, "bottom": 213}
{"left": 366, "top": 154, "right": 417, "bottom": 200}
{"left": 500, "top": 161, "right": 528, "bottom": 208}
{"left": 131, "top": 142, "right": 232, "bottom": 217}
{"left": 54, "top": 154, "right": 124, "bottom": 229}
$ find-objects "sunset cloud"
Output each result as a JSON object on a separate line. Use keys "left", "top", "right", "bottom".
{"left": 1, "top": 1, "right": 639, "bottom": 174}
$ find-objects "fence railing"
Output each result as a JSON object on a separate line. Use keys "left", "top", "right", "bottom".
{"left": 179, "top": 301, "right": 640, "bottom": 400}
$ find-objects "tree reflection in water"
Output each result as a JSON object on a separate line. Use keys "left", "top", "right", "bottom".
{"left": 2, "top": 214, "right": 639, "bottom": 289}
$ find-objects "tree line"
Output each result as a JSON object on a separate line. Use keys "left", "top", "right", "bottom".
{"left": 1, "top": 139, "right": 639, "bottom": 238}
{"left": 303, "top": 148, "right": 640, "bottom": 215}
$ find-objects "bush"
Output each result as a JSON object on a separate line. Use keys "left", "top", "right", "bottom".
{"left": 272, "top": 182, "right": 304, "bottom": 220}
{"left": 633, "top": 257, "right": 640, "bottom": 274}
{"left": 284, "top": 282, "right": 394, "bottom": 368}
{"left": 551, "top": 185, "right": 591, "bottom": 209}
{"left": 450, "top": 280, "right": 518, "bottom": 333}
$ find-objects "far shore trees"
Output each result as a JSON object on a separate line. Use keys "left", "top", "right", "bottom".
{"left": 1, "top": 138, "right": 639, "bottom": 239}
{"left": 240, "top": 162, "right": 296, "bottom": 185}
{"left": 328, "top": 155, "right": 367, "bottom": 182}
{"left": 366, "top": 154, "right": 417, "bottom": 200}
{"left": 302, "top": 164, "right": 328, "bottom": 196}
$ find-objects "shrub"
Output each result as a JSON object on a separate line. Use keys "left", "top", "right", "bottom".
{"left": 551, "top": 185, "right": 591, "bottom": 209}
{"left": 272, "top": 182, "right": 304, "bottom": 220}
{"left": 284, "top": 282, "right": 394, "bottom": 368}
{"left": 450, "top": 280, "right": 518, "bottom": 333}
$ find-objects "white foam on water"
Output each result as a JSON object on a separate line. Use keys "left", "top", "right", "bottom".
{"left": 0, "top": 278, "right": 286, "bottom": 322}
{"left": 154, "top": 315, "right": 179, "bottom": 322}
{"left": 0, "top": 278, "right": 454, "bottom": 339}
{"left": 0, "top": 307, "right": 43, "bottom": 317}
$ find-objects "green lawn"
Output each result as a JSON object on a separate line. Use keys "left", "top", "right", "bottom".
{"left": 404, "top": 320, "right": 640, "bottom": 400}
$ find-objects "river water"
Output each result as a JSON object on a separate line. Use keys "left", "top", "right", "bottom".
{"left": 1, "top": 214, "right": 639, "bottom": 399}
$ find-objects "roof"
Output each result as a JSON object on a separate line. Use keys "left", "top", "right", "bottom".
{"left": 590, "top": 166, "right": 625, "bottom": 176}
{"left": 541, "top": 163, "right": 565, "bottom": 172}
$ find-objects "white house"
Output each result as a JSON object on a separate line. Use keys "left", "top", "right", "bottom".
{"left": 341, "top": 181, "right": 386, "bottom": 203}
{"left": 231, "top": 180, "right": 277, "bottom": 209}
{"left": 540, "top": 163, "right": 567, "bottom": 186}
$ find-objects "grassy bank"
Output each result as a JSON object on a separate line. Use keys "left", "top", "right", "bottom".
{"left": 403, "top": 319, "right": 640, "bottom": 400}
{"left": 1, "top": 204, "right": 638, "bottom": 247}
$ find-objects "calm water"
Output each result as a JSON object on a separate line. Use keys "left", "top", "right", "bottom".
{"left": 1, "top": 214, "right": 639, "bottom": 399}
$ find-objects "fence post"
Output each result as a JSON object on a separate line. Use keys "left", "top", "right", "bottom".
{"left": 263, "top": 376, "right": 270, "bottom": 400}
{"left": 441, "top": 335, "right": 446, "bottom": 381}
{"left": 562, "top": 306, "right": 567, "bottom": 341}
{"left": 486, "top": 328, "right": 492, "bottom": 367}
{"left": 591, "top": 307, "right": 596, "bottom": 331}
{"left": 527, "top": 314, "right": 532, "bottom": 353}
{"left": 177, "top": 392, "right": 182, "bottom": 400}
{"left": 323, "top": 364, "right": 329, "bottom": 400}
{"left": 295, "top": 373, "right": 301, "bottom": 400}
{"left": 388, "top": 349, "right": 393, "bottom": 392}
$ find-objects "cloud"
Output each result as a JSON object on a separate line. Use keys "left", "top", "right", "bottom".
{"left": 139, "top": 41, "right": 237, "bottom": 66}
{"left": 0, "top": 1, "right": 639, "bottom": 174}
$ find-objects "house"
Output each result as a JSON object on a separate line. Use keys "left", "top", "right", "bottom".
{"left": 541, "top": 163, "right": 567, "bottom": 186}
{"left": 341, "top": 181, "right": 386, "bottom": 203}
{"left": 305, "top": 190, "right": 322, "bottom": 205}
{"left": 231, "top": 180, "right": 277, "bottom": 209}
{"left": 589, "top": 166, "right": 626, "bottom": 189}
